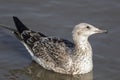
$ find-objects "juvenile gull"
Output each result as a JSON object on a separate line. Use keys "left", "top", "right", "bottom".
{"left": 0, "top": 17, "right": 107, "bottom": 75}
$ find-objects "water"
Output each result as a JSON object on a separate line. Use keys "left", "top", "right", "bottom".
{"left": 0, "top": 0, "right": 120, "bottom": 80}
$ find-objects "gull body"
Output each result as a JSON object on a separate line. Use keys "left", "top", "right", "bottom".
{"left": 0, "top": 17, "right": 107, "bottom": 75}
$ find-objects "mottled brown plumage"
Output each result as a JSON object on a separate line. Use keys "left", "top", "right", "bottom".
{"left": 0, "top": 17, "right": 107, "bottom": 75}
{"left": 20, "top": 30, "right": 73, "bottom": 73}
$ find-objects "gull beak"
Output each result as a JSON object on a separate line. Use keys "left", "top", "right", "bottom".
{"left": 95, "top": 28, "right": 108, "bottom": 34}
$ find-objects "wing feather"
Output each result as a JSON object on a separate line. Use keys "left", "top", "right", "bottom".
{"left": 21, "top": 30, "right": 73, "bottom": 68}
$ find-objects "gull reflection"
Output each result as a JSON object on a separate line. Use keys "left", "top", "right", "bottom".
{"left": 8, "top": 61, "right": 93, "bottom": 80}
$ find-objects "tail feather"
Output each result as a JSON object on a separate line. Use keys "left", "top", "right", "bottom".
{"left": 13, "top": 16, "right": 29, "bottom": 34}
{"left": 0, "top": 24, "right": 16, "bottom": 32}
{"left": 0, "top": 24, "right": 22, "bottom": 40}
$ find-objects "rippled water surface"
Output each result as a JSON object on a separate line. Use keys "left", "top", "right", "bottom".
{"left": 0, "top": 0, "right": 120, "bottom": 80}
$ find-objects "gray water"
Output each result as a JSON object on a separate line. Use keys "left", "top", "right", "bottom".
{"left": 0, "top": 0, "right": 120, "bottom": 80}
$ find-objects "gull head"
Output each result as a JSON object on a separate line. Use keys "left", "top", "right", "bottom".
{"left": 72, "top": 23, "right": 107, "bottom": 38}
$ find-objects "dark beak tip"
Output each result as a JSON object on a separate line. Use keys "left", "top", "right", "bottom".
{"left": 104, "top": 30, "right": 108, "bottom": 34}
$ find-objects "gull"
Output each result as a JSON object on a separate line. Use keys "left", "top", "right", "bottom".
{"left": 0, "top": 16, "right": 107, "bottom": 75}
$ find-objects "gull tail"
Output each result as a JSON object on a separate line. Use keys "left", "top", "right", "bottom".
{"left": 13, "top": 16, "right": 29, "bottom": 34}
{"left": 0, "top": 24, "right": 16, "bottom": 32}
{"left": 0, "top": 23, "right": 21, "bottom": 40}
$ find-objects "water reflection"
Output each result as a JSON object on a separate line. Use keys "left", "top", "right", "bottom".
{"left": 8, "top": 61, "right": 93, "bottom": 80}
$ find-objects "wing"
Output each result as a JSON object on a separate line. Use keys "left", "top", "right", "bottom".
{"left": 12, "top": 16, "right": 74, "bottom": 69}
{"left": 21, "top": 30, "right": 73, "bottom": 68}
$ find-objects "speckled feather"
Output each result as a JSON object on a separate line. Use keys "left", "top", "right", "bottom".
{"left": 0, "top": 17, "right": 107, "bottom": 75}
{"left": 20, "top": 30, "right": 74, "bottom": 70}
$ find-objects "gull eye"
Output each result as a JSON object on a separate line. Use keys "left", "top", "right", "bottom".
{"left": 86, "top": 26, "right": 90, "bottom": 29}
